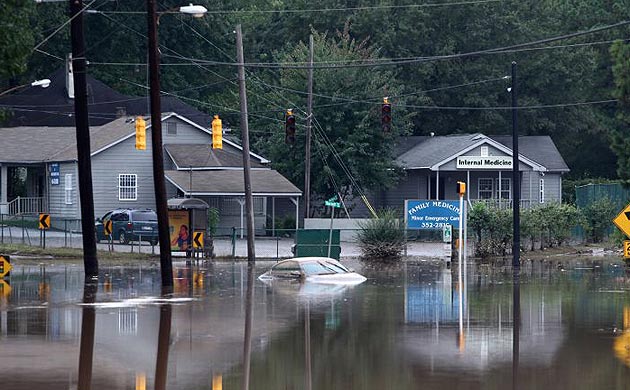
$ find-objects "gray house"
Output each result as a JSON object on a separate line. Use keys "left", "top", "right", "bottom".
{"left": 378, "top": 133, "right": 569, "bottom": 209}
{"left": 0, "top": 113, "right": 301, "bottom": 232}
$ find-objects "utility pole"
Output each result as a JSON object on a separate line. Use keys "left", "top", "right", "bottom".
{"left": 304, "top": 34, "right": 314, "bottom": 220}
{"left": 236, "top": 25, "right": 256, "bottom": 264}
{"left": 147, "top": 0, "right": 173, "bottom": 288}
{"left": 511, "top": 61, "right": 520, "bottom": 269}
{"left": 236, "top": 25, "right": 256, "bottom": 390}
{"left": 69, "top": 0, "right": 98, "bottom": 277}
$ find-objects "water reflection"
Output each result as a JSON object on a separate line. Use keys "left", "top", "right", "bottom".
{"left": 1, "top": 259, "right": 630, "bottom": 389}
{"left": 513, "top": 269, "right": 520, "bottom": 390}
{"left": 241, "top": 262, "right": 255, "bottom": 390}
{"left": 154, "top": 302, "right": 172, "bottom": 390}
{"left": 78, "top": 279, "right": 97, "bottom": 390}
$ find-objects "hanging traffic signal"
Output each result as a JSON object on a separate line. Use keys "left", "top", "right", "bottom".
{"left": 381, "top": 97, "right": 392, "bottom": 133}
{"left": 285, "top": 109, "right": 296, "bottom": 145}
{"left": 457, "top": 181, "right": 467, "bottom": 196}
{"left": 135, "top": 116, "right": 146, "bottom": 150}
{"left": 212, "top": 115, "right": 223, "bottom": 149}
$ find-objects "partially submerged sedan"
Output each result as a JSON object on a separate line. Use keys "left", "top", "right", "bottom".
{"left": 258, "top": 257, "right": 367, "bottom": 285}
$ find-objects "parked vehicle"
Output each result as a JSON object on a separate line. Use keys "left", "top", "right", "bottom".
{"left": 258, "top": 257, "right": 367, "bottom": 285}
{"left": 95, "top": 209, "right": 158, "bottom": 244}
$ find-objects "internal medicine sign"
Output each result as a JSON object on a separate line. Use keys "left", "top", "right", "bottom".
{"left": 457, "top": 156, "right": 512, "bottom": 169}
{"left": 405, "top": 200, "right": 461, "bottom": 229}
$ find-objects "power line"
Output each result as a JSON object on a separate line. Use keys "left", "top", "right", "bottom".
{"left": 160, "top": 20, "right": 630, "bottom": 69}
{"left": 32, "top": 0, "right": 100, "bottom": 52}
{"left": 94, "top": 37, "right": 630, "bottom": 69}
{"left": 85, "top": 0, "right": 500, "bottom": 16}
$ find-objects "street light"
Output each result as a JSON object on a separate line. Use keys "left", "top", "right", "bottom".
{"left": 146, "top": 2, "right": 206, "bottom": 289}
{"left": 0, "top": 79, "right": 51, "bottom": 97}
{"left": 178, "top": 3, "right": 207, "bottom": 17}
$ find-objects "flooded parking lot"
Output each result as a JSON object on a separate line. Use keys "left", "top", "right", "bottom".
{"left": 1, "top": 257, "right": 629, "bottom": 390}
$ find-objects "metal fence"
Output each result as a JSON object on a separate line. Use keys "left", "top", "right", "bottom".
{"left": 0, "top": 216, "right": 449, "bottom": 259}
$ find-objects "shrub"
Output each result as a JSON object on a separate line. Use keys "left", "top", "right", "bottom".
{"left": 545, "top": 203, "right": 580, "bottom": 246}
{"left": 357, "top": 209, "right": 405, "bottom": 262}
{"left": 207, "top": 208, "right": 219, "bottom": 236}
{"left": 580, "top": 197, "right": 616, "bottom": 243}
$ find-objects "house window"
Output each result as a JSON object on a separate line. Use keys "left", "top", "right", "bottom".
{"left": 478, "top": 178, "right": 494, "bottom": 199}
{"left": 480, "top": 146, "right": 489, "bottom": 157}
{"left": 64, "top": 174, "right": 73, "bottom": 205}
{"left": 539, "top": 178, "right": 545, "bottom": 203}
{"left": 166, "top": 122, "right": 177, "bottom": 135}
{"left": 496, "top": 178, "right": 511, "bottom": 199}
{"left": 119, "top": 174, "right": 137, "bottom": 201}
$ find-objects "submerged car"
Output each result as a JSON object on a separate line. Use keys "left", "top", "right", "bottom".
{"left": 258, "top": 257, "right": 367, "bottom": 285}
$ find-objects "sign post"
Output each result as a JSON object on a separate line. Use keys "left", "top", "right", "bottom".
{"left": 38, "top": 214, "right": 50, "bottom": 249}
{"left": 456, "top": 181, "right": 466, "bottom": 341}
{"left": 324, "top": 196, "right": 342, "bottom": 258}
{"left": 193, "top": 231, "right": 204, "bottom": 260}
{"left": 104, "top": 219, "right": 113, "bottom": 252}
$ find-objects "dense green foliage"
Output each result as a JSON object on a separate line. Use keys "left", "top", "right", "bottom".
{"left": 580, "top": 197, "right": 617, "bottom": 242}
{"left": 357, "top": 209, "right": 405, "bottom": 261}
{"left": 469, "top": 202, "right": 582, "bottom": 257}
{"left": 5, "top": 0, "right": 630, "bottom": 203}
{"left": 0, "top": 0, "right": 35, "bottom": 81}
{"left": 611, "top": 40, "right": 630, "bottom": 181}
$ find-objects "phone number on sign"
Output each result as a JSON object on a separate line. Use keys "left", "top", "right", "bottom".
{"left": 420, "top": 222, "right": 451, "bottom": 229}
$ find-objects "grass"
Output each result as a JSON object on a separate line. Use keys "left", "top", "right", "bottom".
{"left": 0, "top": 243, "right": 157, "bottom": 262}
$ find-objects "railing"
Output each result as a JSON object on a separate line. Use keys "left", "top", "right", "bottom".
{"left": 469, "top": 199, "right": 536, "bottom": 209}
{"left": 7, "top": 196, "right": 48, "bottom": 215}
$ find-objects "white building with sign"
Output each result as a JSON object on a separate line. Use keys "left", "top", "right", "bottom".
{"left": 376, "top": 133, "right": 569, "bottom": 209}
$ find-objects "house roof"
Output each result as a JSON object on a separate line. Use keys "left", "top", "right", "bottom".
{"left": 165, "top": 170, "right": 302, "bottom": 196}
{"left": 164, "top": 144, "right": 265, "bottom": 169}
{"left": 0, "top": 116, "right": 139, "bottom": 163}
{"left": 0, "top": 68, "right": 214, "bottom": 128}
{"left": 396, "top": 134, "right": 482, "bottom": 169}
{"left": 396, "top": 133, "right": 569, "bottom": 172}
{"left": 489, "top": 135, "right": 570, "bottom": 172}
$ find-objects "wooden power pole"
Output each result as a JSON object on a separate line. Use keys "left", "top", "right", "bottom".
{"left": 235, "top": 25, "right": 256, "bottom": 264}
{"left": 304, "top": 34, "right": 314, "bottom": 220}
{"left": 69, "top": 0, "right": 98, "bottom": 277}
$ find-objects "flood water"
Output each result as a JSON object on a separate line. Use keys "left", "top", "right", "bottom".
{"left": 1, "top": 258, "right": 630, "bottom": 390}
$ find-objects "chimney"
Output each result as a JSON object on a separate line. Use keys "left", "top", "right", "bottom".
{"left": 115, "top": 107, "right": 127, "bottom": 118}
{"left": 66, "top": 53, "right": 75, "bottom": 99}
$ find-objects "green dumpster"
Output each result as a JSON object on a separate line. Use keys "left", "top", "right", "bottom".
{"left": 295, "top": 229, "right": 341, "bottom": 259}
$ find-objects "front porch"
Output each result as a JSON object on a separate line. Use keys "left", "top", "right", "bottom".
{"left": 0, "top": 164, "right": 49, "bottom": 215}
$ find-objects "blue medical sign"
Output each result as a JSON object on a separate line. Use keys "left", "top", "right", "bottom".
{"left": 405, "top": 200, "right": 460, "bottom": 229}
{"left": 50, "top": 163, "right": 60, "bottom": 186}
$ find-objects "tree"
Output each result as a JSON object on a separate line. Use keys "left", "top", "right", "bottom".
{"left": 247, "top": 26, "right": 411, "bottom": 216}
{"left": 0, "top": 0, "right": 36, "bottom": 83}
{"left": 611, "top": 40, "right": 630, "bottom": 181}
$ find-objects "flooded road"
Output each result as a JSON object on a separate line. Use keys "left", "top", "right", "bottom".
{"left": 1, "top": 258, "right": 629, "bottom": 390}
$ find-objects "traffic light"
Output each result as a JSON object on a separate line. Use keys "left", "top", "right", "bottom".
{"left": 456, "top": 181, "right": 466, "bottom": 196}
{"left": 135, "top": 116, "right": 146, "bottom": 150}
{"left": 285, "top": 109, "right": 296, "bottom": 145}
{"left": 212, "top": 115, "right": 222, "bottom": 149}
{"left": 381, "top": 97, "right": 392, "bottom": 133}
